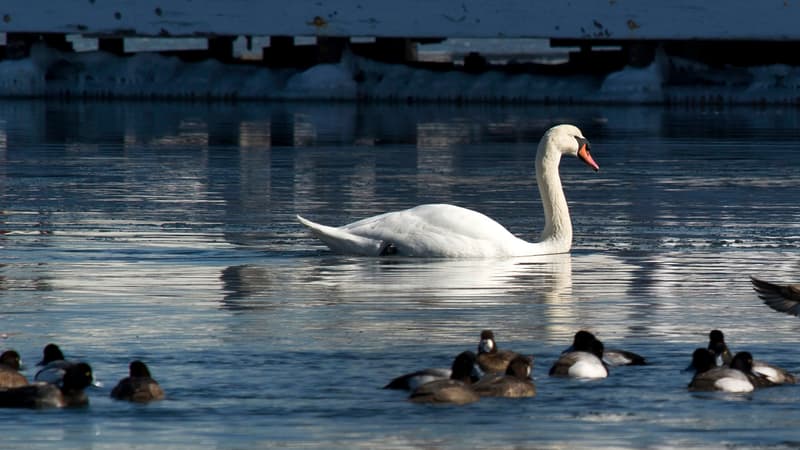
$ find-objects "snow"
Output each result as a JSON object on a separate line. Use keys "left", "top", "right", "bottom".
{"left": 3, "top": 43, "right": 800, "bottom": 104}
{"left": 598, "top": 63, "right": 663, "bottom": 104}
{"left": 284, "top": 64, "right": 357, "bottom": 100}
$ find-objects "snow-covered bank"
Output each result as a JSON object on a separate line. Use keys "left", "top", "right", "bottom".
{"left": 4, "top": 44, "right": 800, "bottom": 104}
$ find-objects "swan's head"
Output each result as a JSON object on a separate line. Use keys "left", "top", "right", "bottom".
{"left": 544, "top": 124, "right": 600, "bottom": 172}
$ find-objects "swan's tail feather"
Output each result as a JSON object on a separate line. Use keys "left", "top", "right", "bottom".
{"left": 297, "top": 215, "right": 386, "bottom": 256}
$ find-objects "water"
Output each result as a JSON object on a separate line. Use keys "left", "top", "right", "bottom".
{"left": 1, "top": 100, "right": 799, "bottom": 449}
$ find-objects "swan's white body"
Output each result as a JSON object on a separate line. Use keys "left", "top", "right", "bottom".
{"left": 297, "top": 124, "right": 598, "bottom": 258}
{"left": 298, "top": 204, "right": 557, "bottom": 258}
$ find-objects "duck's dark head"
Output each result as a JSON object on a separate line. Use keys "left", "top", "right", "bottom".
{"left": 708, "top": 330, "right": 726, "bottom": 346}
{"left": 38, "top": 343, "right": 65, "bottom": 366}
{"left": 506, "top": 355, "right": 533, "bottom": 380}
{"left": 688, "top": 348, "right": 716, "bottom": 374}
{"left": 730, "top": 352, "right": 755, "bottom": 373}
{"left": 62, "top": 362, "right": 93, "bottom": 391}
{"left": 572, "top": 330, "right": 597, "bottom": 352}
{"left": 451, "top": 351, "right": 478, "bottom": 383}
{"left": 129, "top": 360, "right": 153, "bottom": 378}
{"left": 0, "top": 350, "right": 22, "bottom": 370}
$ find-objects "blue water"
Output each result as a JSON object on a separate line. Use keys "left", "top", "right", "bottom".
{"left": 1, "top": 100, "right": 799, "bottom": 449}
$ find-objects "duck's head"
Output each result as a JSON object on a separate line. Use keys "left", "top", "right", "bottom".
{"left": 730, "top": 352, "right": 755, "bottom": 373}
{"left": 707, "top": 329, "right": 731, "bottom": 365}
{"left": 506, "top": 355, "right": 534, "bottom": 380}
{"left": 129, "top": 360, "right": 153, "bottom": 378}
{"left": 708, "top": 329, "right": 726, "bottom": 345}
{"left": 38, "top": 343, "right": 65, "bottom": 366}
{"left": 478, "top": 330, "right": 496, "bottom": 354}
{"left": 0, "top": 350, "right": 22, "bottom": 370}
{"left": 543, "top": 124, "right": 599, "bottom": 172}
{"left": 571, "top": 330, "right": 597, "bottom": 351}
{"left": 687, "top": 348, "right": 716, "bottom": 374}
{"left": 62, "top": 362, "right": 94, "bottom": 391}
{"left": 451, "top": 351, "right": 478, "bottom": 383}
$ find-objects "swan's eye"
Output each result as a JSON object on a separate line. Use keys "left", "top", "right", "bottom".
{"left": 574, "top": 136, "right": 590, "bottom": 150}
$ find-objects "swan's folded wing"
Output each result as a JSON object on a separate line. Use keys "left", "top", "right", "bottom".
{"left": 338, "top": 204, "right": 530, "bottom": 257}
{"left": 751, "top": 276, "right": 800, "bottom": 316}
{"left": 297, "top": 215, "right": 385, "bottom": 256}
{"left": 341, "top": 205, "right": 517, "bottom": 242}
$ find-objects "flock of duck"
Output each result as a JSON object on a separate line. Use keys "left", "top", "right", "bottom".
{"left": 3, "top": 329, "right": 792, "bottom": 409}
{"left": 0, "top": 344, "right": 163, "bottom": 408}
{"left": 385, "top": 329, "right": 796, "bottom": 405}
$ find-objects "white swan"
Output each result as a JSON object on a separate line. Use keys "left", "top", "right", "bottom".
{"left": 297, "top": 124, "right": 599, "bottom": 257}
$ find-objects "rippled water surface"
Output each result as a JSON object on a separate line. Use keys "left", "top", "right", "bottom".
{"left": 1, "top": 100, "right": 800, "bottom": 449}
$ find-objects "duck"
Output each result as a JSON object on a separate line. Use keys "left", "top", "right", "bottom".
{"left": 688, "top": 349, "right": 760, "bottom": 393}
{"left": 297, "top": 124, "right": 599, "bottom": 258}
{"left": 409, "top": 351, "right": 480, "bottom": 405}
{"left": 706, "top": 329, "right": 795, "bottom": 385}
{"left": 34, "top": 343, "right": 76, "bottom": 384}
{"left": 476, "top": 330, "right": 521, "bottom": 374}
{"left": 472, "top": 355, "right": 536, "bottom": 398}
{"left": 549, "top": 331, "right": 608, "bottom": 379}
{"left": 0, "top": 362, "right": 93, "bottom": 408}
{"left": 110, "top": 360, "right": 165, "bottom": 402}
{"left": 562, "top": 330, "right": 646, "bottom": 367}
{"left": 0, "top": 350, "right": 28, "bottom": 388}
{"left": 751, "top": 276, "right": 800, "bottom": 316}
{"left": 706, "top": 330, "right": 733, "bottom": 366}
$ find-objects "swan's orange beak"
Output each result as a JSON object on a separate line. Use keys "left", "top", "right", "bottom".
{"left": 578, "top": 144, "right": 599, "bottom": 172}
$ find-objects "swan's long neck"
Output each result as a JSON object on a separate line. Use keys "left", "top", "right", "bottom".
{"left": 534, "top": 137, "right": 571, "bottom": 251}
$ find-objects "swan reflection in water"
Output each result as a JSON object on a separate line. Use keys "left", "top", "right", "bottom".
{"left": 219, "top": 252, "right": 651, "bottom": 349}
{"left": 220, "top": 253, "right": 574, "bottom": 310}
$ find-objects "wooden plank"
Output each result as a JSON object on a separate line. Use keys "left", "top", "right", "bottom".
{"left": 0, "top": 0, "right": 799, "bottom": 41}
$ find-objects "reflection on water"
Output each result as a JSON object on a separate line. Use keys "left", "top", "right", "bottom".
{"left": 219, "top": 254, "right": 577, "bottom": 346}
{"left": 222, "top": 254, "right": 573, "bottom": 305}
{"left": 1, "top": 100, "right": 800, "bottom": 449}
